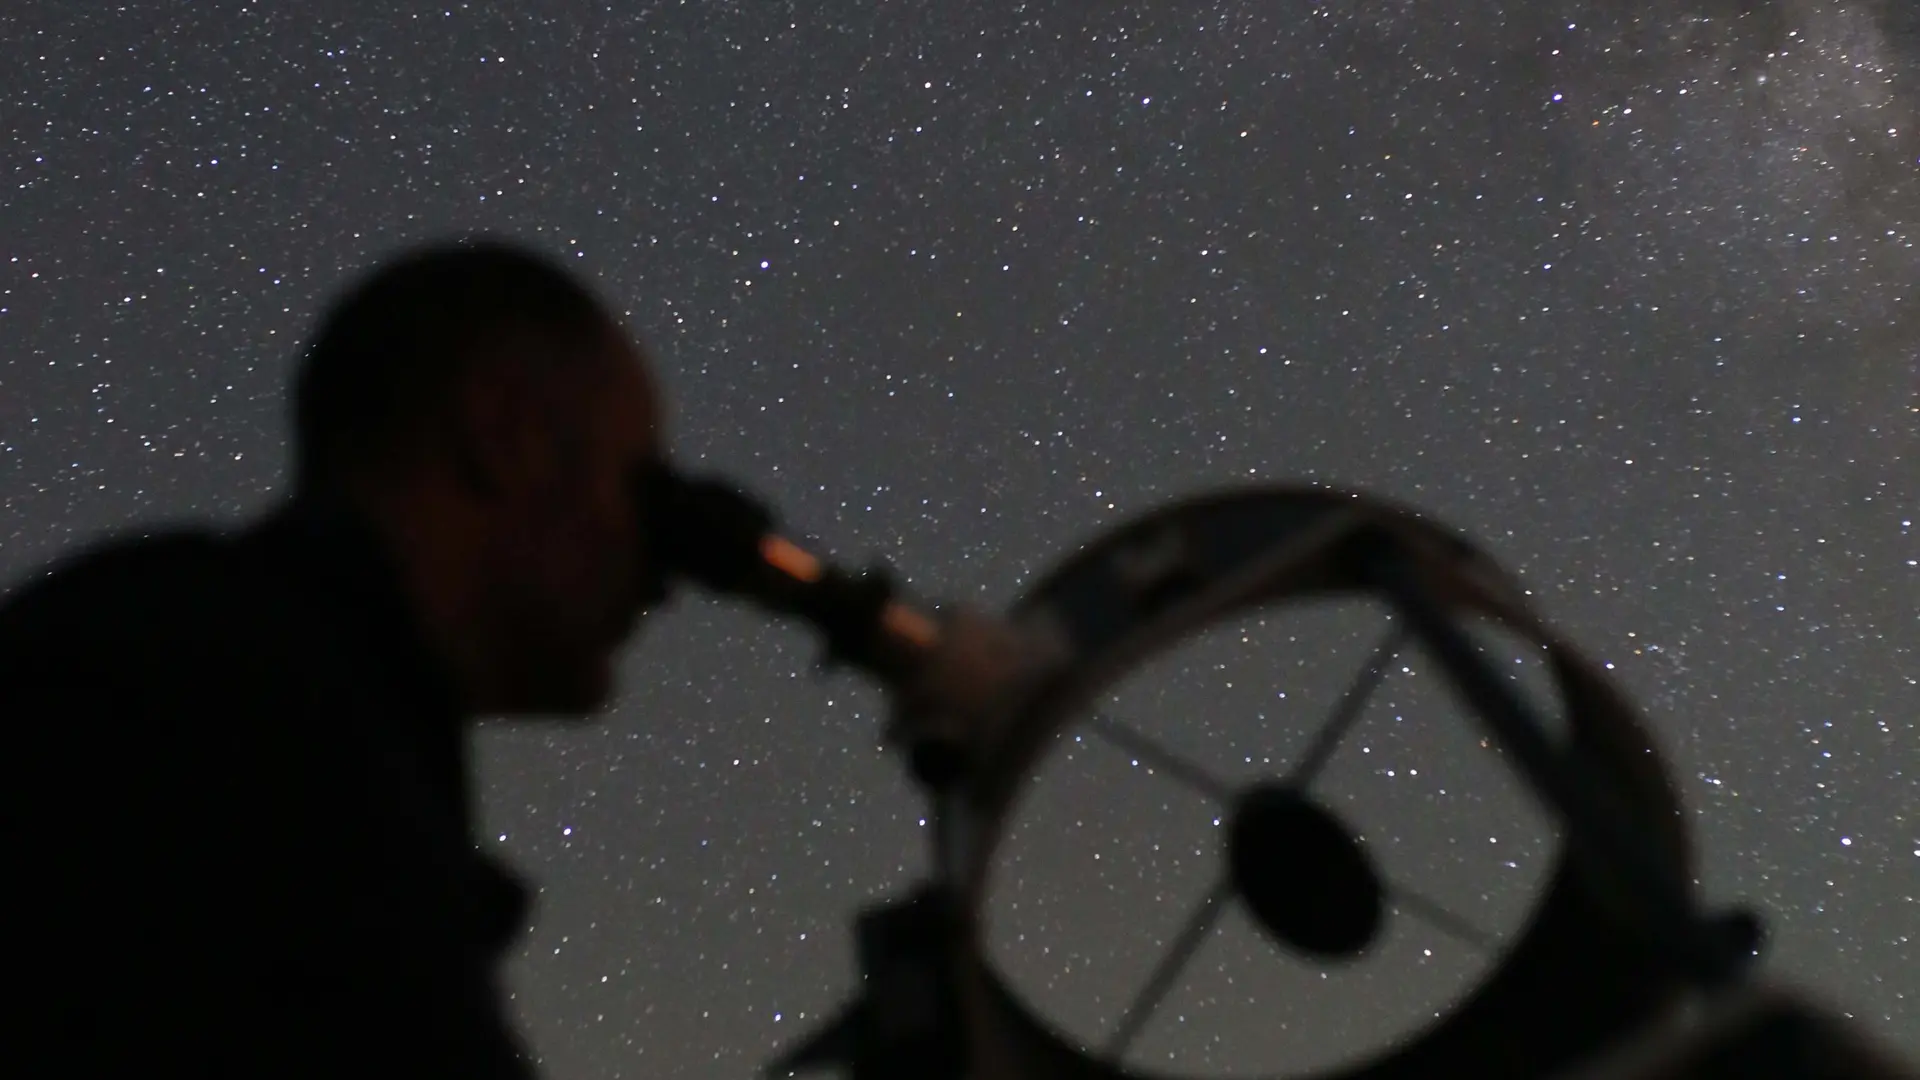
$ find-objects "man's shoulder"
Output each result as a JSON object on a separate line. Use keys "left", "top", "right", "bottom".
{"left": 0, "top": 519, "right": 281, "bottom": 660}
{"left": 3, "top": 521, "right": 232, "bottom": 606}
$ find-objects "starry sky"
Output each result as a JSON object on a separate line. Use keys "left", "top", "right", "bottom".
{"left": 2, "top": 0, "right": 1915, "bottom": 1077}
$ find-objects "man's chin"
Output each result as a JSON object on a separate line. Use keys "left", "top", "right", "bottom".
{"left": 557, "top": 666, "right": 619, "bottom": 717}
{"left": 495, "top": 662, "right": 619, "bottom": 720}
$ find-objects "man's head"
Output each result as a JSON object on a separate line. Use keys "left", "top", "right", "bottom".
{"left": 291, "top": 238, "right": 669, "bottom": 717}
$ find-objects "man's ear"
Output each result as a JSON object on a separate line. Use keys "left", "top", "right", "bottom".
{"left": 449, "top": 357, "right": 546, "bottom": 502}
{"left": 450, "top": 425, "right": 501, "bottom": 499}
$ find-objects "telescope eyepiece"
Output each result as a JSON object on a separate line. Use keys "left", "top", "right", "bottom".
{"left": 634, "top": 465, "right": 932, "bottom": 680}
{"left": 637, "top": 466, "right": 777, "bottom": 592}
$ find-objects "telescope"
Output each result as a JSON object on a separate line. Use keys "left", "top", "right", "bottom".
{"left": 638, "top": 466, "right": 1915, "bottom": 1080}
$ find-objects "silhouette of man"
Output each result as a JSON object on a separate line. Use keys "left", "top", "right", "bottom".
{"left": 1, "top": 239, "right": 671, "bottom": 1077}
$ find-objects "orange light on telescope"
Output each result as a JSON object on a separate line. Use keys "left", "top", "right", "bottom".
{"left": 881, "top": 602, "right": 941, "bottom": 650}
{"left": 760, "top": 534, "right": 824, "bottom": 584}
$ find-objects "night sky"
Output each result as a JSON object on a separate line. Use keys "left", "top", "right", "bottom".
{"left": 3, "top": 1, "right": 1915, "bottom": 1077}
